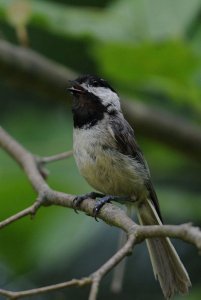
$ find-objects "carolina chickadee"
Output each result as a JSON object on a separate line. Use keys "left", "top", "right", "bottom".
{"left": 68, "top": 74, "right": 191, "bottom": 299}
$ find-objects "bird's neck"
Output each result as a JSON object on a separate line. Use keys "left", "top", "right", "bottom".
{"left": 72, "top": 103, "right": 106, "bottom": 129}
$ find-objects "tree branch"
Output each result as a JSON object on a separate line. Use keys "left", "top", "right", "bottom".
{"left": 0, "top": 39, "right": 201, "bottom": 160}
{"left": 0, "top": 126, "right": 201, "bottom": 300}
{"left": 0, "top": 202, "right": 40, "bottom": 230}
{"left": 37, "top": 150, "right": 73, "bottom": 164}
{"left": 0, "top": 277, "right": 91, "bottom": 299}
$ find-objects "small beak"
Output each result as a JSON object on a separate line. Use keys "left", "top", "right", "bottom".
{"left": 67, "top": 81, "right": 86, "bottom": 95}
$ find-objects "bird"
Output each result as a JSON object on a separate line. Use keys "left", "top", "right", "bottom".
{"left": 67, "top": 74, "right": 191, "bottom": 299}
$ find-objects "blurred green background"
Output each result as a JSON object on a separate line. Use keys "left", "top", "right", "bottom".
{"left": 0, "top": 0, "right": 201, "bottom": 299}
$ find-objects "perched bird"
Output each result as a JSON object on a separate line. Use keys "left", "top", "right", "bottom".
{"left": 68, "top": 74, "right": 191, "bottom": 299}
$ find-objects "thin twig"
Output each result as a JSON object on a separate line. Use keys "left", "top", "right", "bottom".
{"left": 88, "top": 233, "right": 136, "bottom": 300}
{"left": 0, "top": 233, "right": 137, "bottom": 300}
{"left": 89, "top": 279, "right": 100, "bottom": 300}
{"left": 0, "top": 277, "right": 91, "bottom": 299}
{"left": 0, "top": 195, "right": 48, "bottom": 230}
{"left": 0, "top": 204, "right": 37, "bottom": 230}
{"left": 38, "top": 150, "right": 73, "bottom": 163}
{"left": 135, "top": 223, "right": 201, "bottom": 251}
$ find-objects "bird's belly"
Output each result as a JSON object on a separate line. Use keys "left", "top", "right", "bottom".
{"left": 74, "top": 145, "right": 145, "bottom": 197}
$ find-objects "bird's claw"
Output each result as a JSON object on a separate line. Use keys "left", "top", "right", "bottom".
{"left": 73, "top": 193, "right": 127, "bottom": 221}
{"left": 73, "top": 192, "right": 105, "bottom": 214}
{"left": 92, "top": 195, "right": 112, "bottom": 221}
{"left": 73, "top": 196, "right": 85, "bottom": 213}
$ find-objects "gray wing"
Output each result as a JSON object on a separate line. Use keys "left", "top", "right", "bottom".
{"left": 109, "top": 116, "right": 163, "bottom": 222}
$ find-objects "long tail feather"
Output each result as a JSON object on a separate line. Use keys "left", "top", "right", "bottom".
{"left": 137, "top": 200, "right": 191, "bottom": 299}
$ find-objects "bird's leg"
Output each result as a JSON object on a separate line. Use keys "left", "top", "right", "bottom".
{"left": 93, "top": 195, "right": 130, "bottom": 221}
{"left": 73, "top": 192, "right": 105, "bottom": 213}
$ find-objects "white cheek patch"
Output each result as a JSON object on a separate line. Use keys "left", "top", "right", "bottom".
{"left": 81, "top": 84, "right": 121, "bottom": 111}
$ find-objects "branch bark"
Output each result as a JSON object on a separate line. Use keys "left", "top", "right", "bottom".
{"left": 0, "top": 39, "right": 201, "bottom": 160}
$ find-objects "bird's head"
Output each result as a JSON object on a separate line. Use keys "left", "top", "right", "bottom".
{"left": 68, "top": 74, "right": 121, "bottom": 113}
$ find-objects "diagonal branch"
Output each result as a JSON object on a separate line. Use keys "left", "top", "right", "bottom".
{"left": 0, "top": 39, "right": 201, "bottom": 160}
{"left": 0, "top": 203, "right": 40, "bottom": 230}
{"left": 0, "top": 126, "right": 201, "bottom": 300}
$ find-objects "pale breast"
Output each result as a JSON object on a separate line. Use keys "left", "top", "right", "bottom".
{"left": 73, "top": 126, "right": 147, "bottom": 197}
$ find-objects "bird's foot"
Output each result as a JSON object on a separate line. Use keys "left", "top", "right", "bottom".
{"left": 73, "top": 192, "right": 105, "bottom": 213}
{"left": 93, "top": 195, "right": 129, "bottom": 221}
